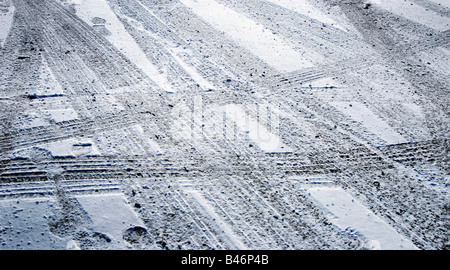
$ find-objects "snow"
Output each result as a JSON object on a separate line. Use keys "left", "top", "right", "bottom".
{"left": 95, "top": 124, "right": 162, "bottom": 156}
{"left": 306, "top": 187, "right": 419, "bottom": 250}
{"left": 46, "top": 108, "right": 78, "bottom": 123}
{"left": 223, "top": 104, "right": 292, "bottom": 153}
{"left": 1, "top": 0, "right": 449, "bottom": 251}
{"left": 133, "top": 124, "right": 163, "bottom": 154}
{"left": 38, "top": 138, "right": 101, "bottom": 158}
{"left": 0, "top": 2, "right": 14, "bottom": 48}
{"left": 180, "top": 0, "right": 313, "bottom": 72}
{"left": 168, "top": 47, "right": 216, "bottom": 91}
{"left": 331, "top": 102, "right": 407, "bottom": 145}
{"left": 67, "top": 0, "right": 175, "bottom": 93}
{"left": 75, "top": 194, "right": 146, "bottom": 250}
{"left": 184, "top": 189, "right": 248, "bottom": 250}
{"left": 264, "top": 0, "right": 346, "bottom": 31}
{"left": 369, "top": 0, "right": 450, "bottom": 31}
{"left": 35, "top": 57, "right": 65, "bottom": 96}
{"left": 302, "top": 76, "right": 343, "bottom": 89}
{"left": 428, "top": 0, "right": 450, "bottom": 9}
{"left": 0, "top": 198, "right": 67, "bottom": 250}
{"left": 418, "top": 47, "right": 450, "bottom": 77}
{"left": 16, "top": 112, "right": 50, "bottom": 129}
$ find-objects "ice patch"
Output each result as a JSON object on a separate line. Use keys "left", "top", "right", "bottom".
{"left": 369, "top": 0, "right": 450, "bottom": 31}
{"left": 180, "top": 0, "right": 313, "bottom": 72}
{"left": 306, "top": 187, "right": 418, "bottom": 250}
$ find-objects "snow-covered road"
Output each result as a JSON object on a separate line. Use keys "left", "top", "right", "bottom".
{"left": 0, "top": 0, "right": 448, "bottom": 250}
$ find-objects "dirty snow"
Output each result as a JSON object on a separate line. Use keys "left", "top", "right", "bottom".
{"left": 223, "top": 104, "right": 292, "bottom": 153}
{"left": 0, "top": 2, "right": 14, "bottom": 48}
{"left": 0, "top": 0, "right": 449, "bottom": 252}
{"left": 369, "top": 0, "right": 450, "bottom": 31}
{"left": 331, "top": 102, "right": 407, "bottom": 145}
{"left": 265, "top": 0, "right": 346, "bottom": 31}
{"left": 0, "top": 198, "right": 67, "bottom": 250}
{"left": 306, "top": 187, "right": 419, "bottom": 250}
{"left": 67, "top": 0, "right": 175, "bottom": 93}
{"left": 75, "top": 194, "right": 146, "bottom": 250}
{"left": 180, "top": 0, "right": 313, "bottom": 72}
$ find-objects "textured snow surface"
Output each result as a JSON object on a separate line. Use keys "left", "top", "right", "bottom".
{"left": 331, "top": 102, "right": 407, "bottom": 145}
{"left": 0, "top": 2, "right": 14, "bottom": 48}
{"left": 0, "top": 0, "right": 449, "bottom": 251}
{"left": 0, "top": 198, "right": 67, "bottom": 250}
{"left": 369, "top": 0, "right": 450, "bottom": 31}
{"left": 76, "top": 194, "right": 146, "bottom": 249}
{"left": 68, "top": 0, "right": 175, "bottom": 92}
{"left": 180, "top": 0, "right": 313, "bottom": 72}
{"left": 265, "top": 0, "right": 346, "bottom": 31}
{"left": 307, "top": 187, "right": 418, "bottom": 250}
{"left": 223, "top": 104, "right": 292, "bottom": 153}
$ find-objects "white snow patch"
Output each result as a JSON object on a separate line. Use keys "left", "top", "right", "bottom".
{"left": 75, "top": 194, "right": 146, "bottom": 250}
{"left": 37, "top": 138, "right": 101, "bottom": 158}
{"left": 265, "top": 0, "right": 346, "bottom": 31}
{"left": 223, "top": 104, "right": 292, "bottom": 153}
{"left": 46, "top": 108, "right": 78, "bottom": 123}
{"left": 180, "top": 0, "right": 313, "bottom": 72}
{"left": 369, "top": 0, "right": 450, "bottom": 31}
{"left": 331, "top": 101, "right": 407, "bottom": 145}
{"left": 124, "top": 2, "right": 215, "bottom": 91}
{"left": 133, "top": 124, "right": 164, "bottom": 154}
{"left": 0, "top": 3, "right": 14, "bottom": 48}
{"left": 306, "top": 187, "right": 419, "bottom": 250}
{"left": 402, "top": 103, "right": 426, "bottom": 120}
{"left": 103, "top": 94, "right": 125, "bottom": 111}
{"left": 67, "top": 0, "right": 175, "bottom": 92}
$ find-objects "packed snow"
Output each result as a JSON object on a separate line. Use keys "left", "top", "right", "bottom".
{"left": 0, "top": 0, "right": 448, "bottom": 251}
{"left": 180, "top": 0, "right": 313, "bottom": 72}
